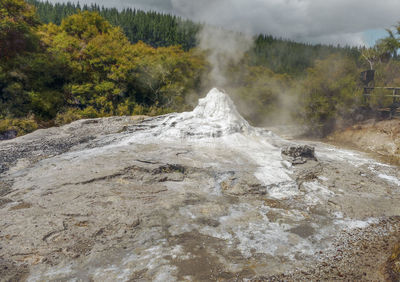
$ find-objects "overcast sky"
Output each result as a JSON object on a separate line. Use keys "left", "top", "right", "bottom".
{"left": 44, "top": 0, "right": 400, "bottom": 46}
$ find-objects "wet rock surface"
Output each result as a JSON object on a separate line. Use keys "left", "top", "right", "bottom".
{"left": 1, "top": 89, "right": 400, "bottom": 281}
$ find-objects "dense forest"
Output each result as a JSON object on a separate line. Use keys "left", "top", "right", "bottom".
{"left": 1, "top": 0, "right": 400, "bottom": 138}
{"left": 27, "top": 0, "right": 199, "bottom": 50}
{"left": 27, "top": 0, "right": 361, "bottom": 75}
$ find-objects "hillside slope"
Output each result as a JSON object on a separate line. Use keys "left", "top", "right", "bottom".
{"left": 328, "top": 119, "right": 400, "bottom": 164}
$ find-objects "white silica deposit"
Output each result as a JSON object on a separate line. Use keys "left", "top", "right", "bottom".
{"left": 124, "top": 88, "right": 255, "bottom": 140}
{"left": 190, "top": 88, "right": 252, "bottom": 136}
{"left": 121, "top": 88, "right": 296, "bottom": 196}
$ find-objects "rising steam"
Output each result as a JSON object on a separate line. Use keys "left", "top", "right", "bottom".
{"left": 197, "top": 26, "right": 253, "bottom": 87}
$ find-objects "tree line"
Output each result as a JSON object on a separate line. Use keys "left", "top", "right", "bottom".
{"left": 27, "top": 0, "right": 361, "bottom": 75}
{"left": 27, "top": 0, "right": 199, "bottom": 50}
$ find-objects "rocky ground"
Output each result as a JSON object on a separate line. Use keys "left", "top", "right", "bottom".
{"left": 1, "top": 89, "right": 400, "bottom": 281}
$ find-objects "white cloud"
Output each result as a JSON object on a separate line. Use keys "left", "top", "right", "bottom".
{"left": 45, "top": 0, "right": 400, "bottom": 46}
{"left": 170, "top": 0, "right": 400, "bottom": 46}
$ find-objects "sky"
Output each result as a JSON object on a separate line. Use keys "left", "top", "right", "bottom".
{"left": 44, "top": 0, "right": 399, "bottom": 46}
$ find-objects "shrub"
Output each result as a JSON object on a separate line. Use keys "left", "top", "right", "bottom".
{"left": 0, "top": 116, "right": 39, "bottom": 137}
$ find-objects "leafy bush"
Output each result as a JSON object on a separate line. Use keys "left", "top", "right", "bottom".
{"left": 0, "top": 116, "right": 39, "bottom": 136}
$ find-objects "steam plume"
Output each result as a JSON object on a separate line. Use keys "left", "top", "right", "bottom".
{"left": 197, "top": 26, "right": 253, "bottom": 87}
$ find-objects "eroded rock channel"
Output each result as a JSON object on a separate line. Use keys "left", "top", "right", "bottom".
{"left": 1, "top": 89, "right": 400, "bottom": 281}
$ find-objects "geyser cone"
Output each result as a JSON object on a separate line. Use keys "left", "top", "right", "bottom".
{"left": 125, "top": 88, "right": 259, "bottom": 140}
{"left": 192, "top": 88, "right": 251, "bottom": 134}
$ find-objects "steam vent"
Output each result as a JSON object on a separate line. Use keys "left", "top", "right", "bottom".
{"left": 1, "top": 88, "right": 400, "bottom": 280}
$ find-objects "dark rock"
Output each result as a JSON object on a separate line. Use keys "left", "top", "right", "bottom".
{"left": 282, "top": 145, "right": 317, "bottom": 165}
{"left": 197, "top": 217, "right": 220, "bottom": 227}
{"left": 0, "top": 181, "right": 13, "bottom": 197}
{"left": 0, "top": 198, "right": 12, "bottom": 208}
{"left": 288, "top": 223, "right": 315, "bottom": 238}
{"left": 0, "top": 130, "right": 17, "bottom": 141}
{"left": 81, "top": 119, "right": 100, "bottom": 125}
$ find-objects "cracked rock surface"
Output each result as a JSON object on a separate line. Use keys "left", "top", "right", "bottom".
{"left": 1, "top": 89, "right": 400, "bottom": 281}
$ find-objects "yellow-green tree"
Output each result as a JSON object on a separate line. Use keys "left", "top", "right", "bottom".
{"left": 40, "top": 11, "right": 205, "bottom": 116}
{"left": 0, "top": 0, "right": 40, "bottom": 59}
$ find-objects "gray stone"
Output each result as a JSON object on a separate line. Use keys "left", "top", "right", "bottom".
{"left": 281, "top": 145, "right": 317, "bottom": 165}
